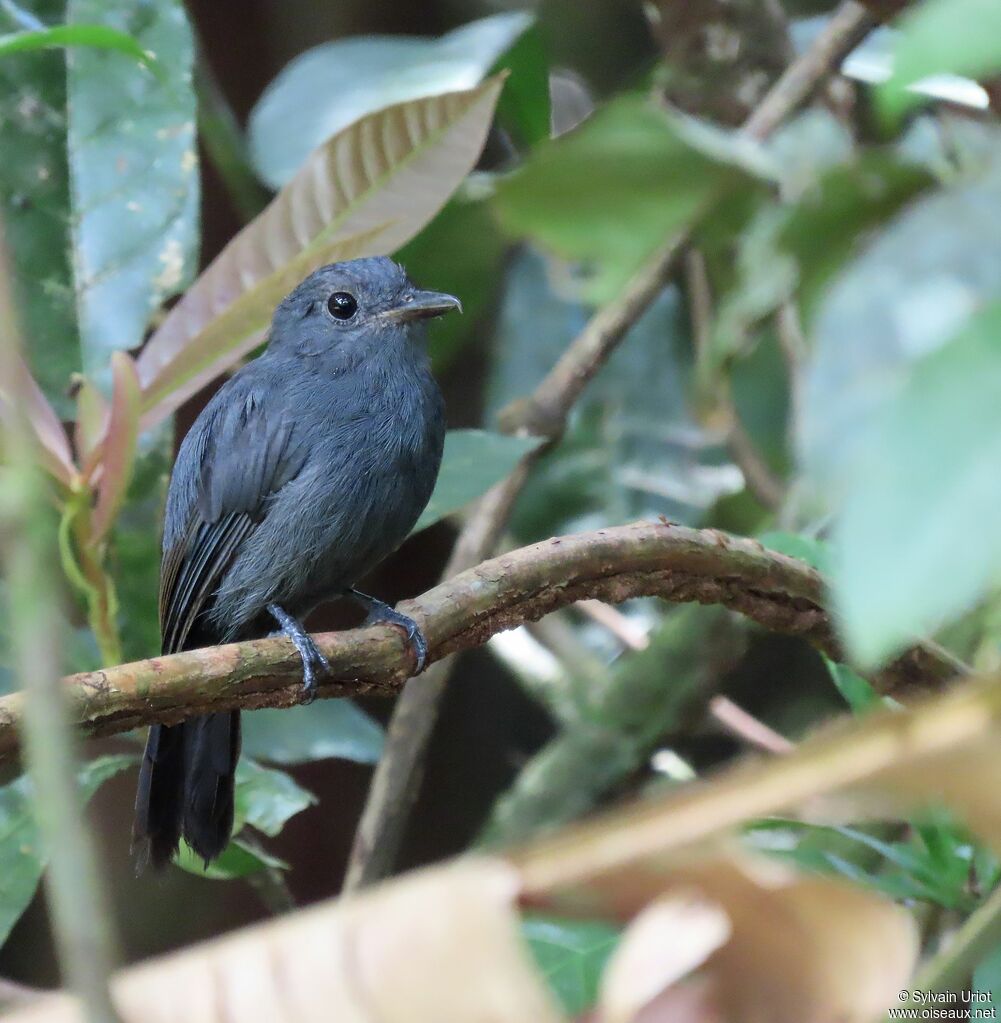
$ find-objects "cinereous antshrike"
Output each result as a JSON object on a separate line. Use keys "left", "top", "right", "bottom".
{"left": 133, "top": 257, "right": 457, "bottom": 868}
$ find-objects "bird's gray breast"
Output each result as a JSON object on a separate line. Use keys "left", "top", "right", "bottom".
{"left": 213, "top": 356, "right": 444, "bottom": 628}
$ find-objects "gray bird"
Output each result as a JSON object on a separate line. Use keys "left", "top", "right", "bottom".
{"left": 133, "top": 257, "right": 457, "bottom": 869}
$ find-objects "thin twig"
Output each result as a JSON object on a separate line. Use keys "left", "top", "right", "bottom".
{"left": 741, "top": 1, "right": 877, "bottom": 142}
{"left": 708, "top": 695, "right": 794, "bottom": 754}
{"left": 343, "top": 0, "right": 884, "bottom": 891}
{"left": 685, "top": 248, "right": 786, "bottom": 511}
{"left": 908, "top": 881, "right": 1001, "bottom": 1000}
{"left": 577, "top": 600, "right": 650, "bottom": 652}
{"left": 0, "top": 224, "right": 121, "bottom": 1021}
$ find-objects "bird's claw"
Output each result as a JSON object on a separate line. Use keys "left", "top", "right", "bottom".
{"left": 298, "top": 638, "right": 330, "bottom": 704}
{"left": 350, "top": 590, "right": 428, "bottom": 674}
{"left": 267, "top": 602, "right": 330, "bottom": 703}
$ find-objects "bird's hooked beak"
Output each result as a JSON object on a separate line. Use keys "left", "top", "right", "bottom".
{"left": 383, "top": 289, "right": 463, "bottom": 323}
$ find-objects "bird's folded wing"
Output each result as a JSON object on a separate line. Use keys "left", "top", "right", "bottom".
{"left": 159, "top": 382, "right": 309, "bottom": 654}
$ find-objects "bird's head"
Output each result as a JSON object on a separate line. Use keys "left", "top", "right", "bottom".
{"left": 268, "top": 257, "right": 461, "bottom": 358}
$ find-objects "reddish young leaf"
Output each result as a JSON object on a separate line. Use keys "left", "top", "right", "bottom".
{"left": 89, "top": 351, "right": 140, "bottom": 543}
{"left": 0, "top": 353, "right": 76, "bottom": 488}
{"left": 74, "top": 376, "right": 108, "bottom": 479}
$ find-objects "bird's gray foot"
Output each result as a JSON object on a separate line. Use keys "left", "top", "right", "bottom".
{"left": 348, "top": 589, "right": 428, "bottom": 673}
{"left": 267, "top": 603, "right": 329, "bottom": 703}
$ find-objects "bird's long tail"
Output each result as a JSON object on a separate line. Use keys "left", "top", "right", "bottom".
{"left": 133, "top": 710, "right": 241, "bottom": 870}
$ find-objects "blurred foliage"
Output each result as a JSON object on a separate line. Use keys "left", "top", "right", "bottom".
{"left": 4, "top": 0, "right": 1001, "bottom": 1009}
{"left": 0, "top": 754, "right": 133, "bottom": 945}
{"left": 521, "top": 915, "right": 620, "bottom": 1016}
{"left": 247, "top": 11, "right": 532, "bottom": 188}
{"left": 66, "top": 0, "right": 197, "bottom": 391}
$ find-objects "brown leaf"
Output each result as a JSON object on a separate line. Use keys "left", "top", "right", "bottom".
{"left": 3, "top": 858, "right": 564, "bottom": 1023}
{"left": 600, "top": 890, "right": 730, "bottom": 1023}
{"left": 597, "top": 855, "right": 917, "bottom": 1023}
{"left": 135, "top": 76, "right": 505, "bottom": 430}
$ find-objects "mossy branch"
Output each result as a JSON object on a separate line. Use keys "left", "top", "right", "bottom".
{"left": 0, "top": 520, "right": 957, "bottom": 762}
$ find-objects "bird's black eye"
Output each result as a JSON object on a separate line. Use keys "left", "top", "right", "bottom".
{"left": 326, "top": 291, "right": 358, "bottom": 320}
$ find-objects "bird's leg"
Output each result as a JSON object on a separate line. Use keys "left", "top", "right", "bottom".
{"left": 267, "top": 603, "right": 329, "bottom": 703}
{"left": 348, "top": 589, "right": 428, "bottom": 674}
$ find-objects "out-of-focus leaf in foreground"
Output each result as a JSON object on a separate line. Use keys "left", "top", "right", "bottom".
{"left": 831, "top": 302, "right": 1001, "bottom": 667}
{"left": 710, "top": 154, "right": 933, "bottom": 381}
{"left": 522, "top": 915, "right": 620, "bottom": 1016}
{"left": 495, "top": 97, "right": 775, "bottom": 301}
{"left": 0, "top": 755, "right": 133, "bottom": 946}
{"left": 248, "top": 13, "right": 531, "bottom": 189}
{"left": 799, "top": 162, "right": 1001, "bottom": 507}
{"left": 878, "top": 0, "right": 1001, "bottom": 122}
{"left": 66, "top": 0, "right": 198, "bottom": 390}
{"left": 135, "top": 76, "right": 506, "bottom": 430}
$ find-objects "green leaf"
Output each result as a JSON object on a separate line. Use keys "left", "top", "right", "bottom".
{"left": 135, "top": 77, "right": 505, "bottom": 432}
{"left": 0, "top": 1, "right": 77, "bottom": 417}
{"left": 879, "top": 0, "right": 1001, "bottom": 122}
{"left": 710, "top": 155, "right": 933, "bottom": 382}
{"left": 800, "top": 172, "right": 1001, "bottom": 520}
{"left": 173, "top": 759, "right": 315, "bottom": 879}
{"left": 0, "top": 755, "right": 133, "bottom": 946}
{"left": 248, "top": 12, "right": 531, "bottom": 189}
{"left": 66, "top": 0, "right": 198, "bottom": 390}
{"left": 174, "top": 836, "right": 287, "bottom": 880}
{"left": 0, "top": 23, "right": 155, "bottom": 65}
{"left": 242, "top": 700, "right": 383, "bottom": 766}
{"left": 233, "top": 759, "right": 316, "bottom": 838}
{"left": 823, "top": 657, "right": 885, "bottom": 715}
{"left": 522, "top": 915, "right": 619, "bottom": 1016}
{"left": 830, "top": 302, "right": 1001, "bottom": 667}
{"left": 411, "top": 429, "right": 539, "bottom": 534}
{"left": 492, "top": 23, "right": 550, "bottom": 148}
{"left": 495, "top": 95, "right": 774, "bottom": 302}
{"left": 749, "top": 818, "right": 972, "bottom": 910}
{"left": 395, "top": 196, "right": 507, "bottom": 370}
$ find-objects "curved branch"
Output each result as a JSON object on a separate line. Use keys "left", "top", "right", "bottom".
{"left": 0, "top": 521, "right": 956, "bottom": 762}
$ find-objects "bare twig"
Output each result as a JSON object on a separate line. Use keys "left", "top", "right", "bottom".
{"left": 708, "top": 695, "right": 795, "bottom": 754}
{"left": 577, "top": 600, "right": 650, "bottom": 652}
{"left": 908, "top": 879, "right": 1001, "bottom": 1000}
{"left": 344, "top": 0, "right": 884, "bottom": 890}
{"left": 685, "top": 248, "right": 787, "bottom": 511}
{"left": 0, "top": 521, "right": 958, "bottom": 764}
{"left": 0, "top": 224, "right": 121, "bottom": 1022}
{"left": 741, "top": 2, "right": 877, "bottom": 142}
